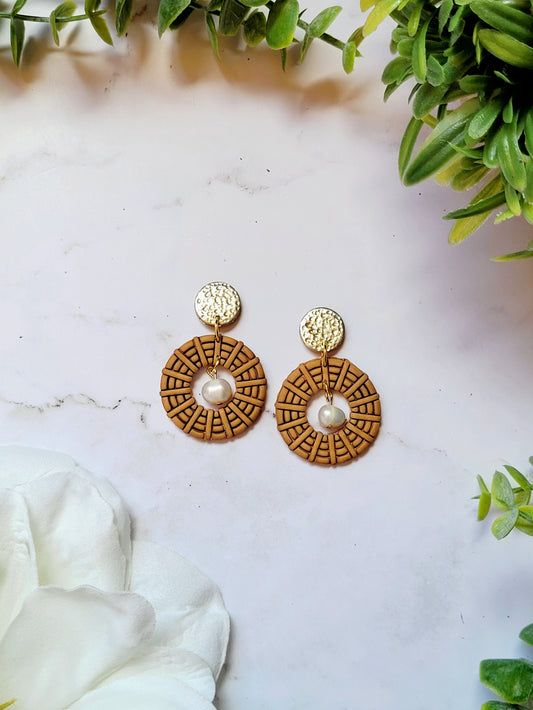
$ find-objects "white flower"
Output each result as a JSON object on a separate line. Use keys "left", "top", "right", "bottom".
{"left": 0, "top": 446, "right": 230, "bottom": 710}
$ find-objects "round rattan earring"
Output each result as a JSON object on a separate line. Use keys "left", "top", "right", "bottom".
{"left": 160, "top": 282, "right": 267, "bottom": 440}
{"left": 275, "top": 308, "right": 381, "bottom": 465}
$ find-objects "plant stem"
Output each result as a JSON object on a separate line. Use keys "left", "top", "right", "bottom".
{"left": 0, "top": 12, "right": 100, "bottom": 23}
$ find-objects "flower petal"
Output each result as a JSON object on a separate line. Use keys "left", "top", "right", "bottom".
{"left": 17, "top": 471, "right": 129, "bottom": 590}
{"left": 0, "top": 446, "right": 132, "bottom": 584}
{"left": 0, "top": 586, "right": 155, "bottom": 710}
{"left": 130, "top": 541, "right": 230, "bottom": 679}
{"left": 67, "top": 675, "right": 218, "bottom": 710}
{"left": 95, "top": 646, "right": 216, "bottom": 700}
{"left": 0, "top": 446, "right": 78, "bottom": 489}
{"left": 0, "top": 489, "right": 37, "bottom": 638}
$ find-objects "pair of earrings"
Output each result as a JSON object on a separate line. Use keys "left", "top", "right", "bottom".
{"left": 160, "top": 282, "right": 381, "bottom": 466}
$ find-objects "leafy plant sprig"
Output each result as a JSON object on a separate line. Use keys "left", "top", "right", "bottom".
{"left": 360, "top": 0, "right": 533, "bottom": 259}
{"left": 475, "top": 458, "right": 533, "bottom": 539}
{"left": 5, "top": 0, "right": 359, "bottom": 73}
{"left": 158, "top": 0, "right": 361, "bottom": 71}
{"left": 480, "top": 622, "right": 533, "bottom": 709}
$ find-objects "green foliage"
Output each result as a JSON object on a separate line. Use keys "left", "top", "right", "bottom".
{"left": 1, "top": 0, "right": 356, "bottom": 74}
{"left": 480, "top": 624, "right": 533, "bottom": 708}
{"left": 475, "top": 458, "right": 533, "bottom": 539}
{"left": 360, "top": 0, "right": 533, "bottom": 257}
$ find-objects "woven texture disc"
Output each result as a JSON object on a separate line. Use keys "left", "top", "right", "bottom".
{"left": 161, "top": 334, "right": 266, "bottom": 440}
{"left": 275, "top": 357, "right": 381, "bottom": 465}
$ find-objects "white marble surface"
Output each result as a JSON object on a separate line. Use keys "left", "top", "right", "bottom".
{"left": 0, "top": 3, "right": 532, "bottom": 708}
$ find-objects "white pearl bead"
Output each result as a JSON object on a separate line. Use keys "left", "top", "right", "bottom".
{"left": 202, "top": 378, "right": 233, "bottom": 405}
{"left": 318, "top": 404, "right": 346, "bottom": 429}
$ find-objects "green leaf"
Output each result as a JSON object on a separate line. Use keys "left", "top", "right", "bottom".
{"left": 478, "top": 29, "right": 533, "bottom": 69}
{"left": 504, "top": 182, "right": 521, "bottom": 216}
{"left": 459, "top": 75, "right": 495, "bottom": 94}
{"left": 399, "top": 117, "right": 423, "bottom": 178}
{"left": 515, "top": 489, "right": 531, "bottom": 506}
{"left": 484, "top": 126, "right": 501, "bottom": 169}
{"left": 407, "top": 0, "right": 424, "bottom": 36}
{"left": 412, "top": 18, "right": 430, "bottom": 83}
{"left": 496, "top": 121, "right": 527, "bottom": 193}
{"left": 11, "top": 0, "right": 26, "bottom": 14}
{"left": 342, "top": 40, "right": 357, "bottom": 73}
{"left": 168, "top": 5, "right": 193, "bottom": 28}
{"left": 158, "top": 0, "right": 193, "bottom": 35}
{"left": 402, "top": 99, "right": 478, "bottom": 185}
{"left": 239, "top": 0, "right": 266, "bottom": 7}
{"left": 525, "top": 158, "right": 533, "bottom": 202}
{"left": 89, "top": 12, "right": 113, "bottom": 44}
{"left": 517, "top": 505, "right": 533, "bottom": 522}
{"left": 115, "top": 0, "right": 133, "bottom": 35}
{"left": 478, "top": 478, "right": 492, "bottom": 519}
{"left": 266, "top": 0, "right": 299, "bottom": 49}
{"left": 467, "top": 98, "right": 505, "bottom": 141}
{"left": 243, "top": 10, "right": 266, "bottom": 45}
{"left": 412, "top": 82, "right": 449, "bottom": 119}
{"left": 382, "top": 56, "right": 411, "bottom": 85}
{"left": 220, "top": 0, "right": 249, "bottom": 35}
{"left": 450, "top": 164, "right": 488, "bottom": 191}
{"left": 363, "top": 0, "right": 403, "bottom": 36}
{"left": 49, "top": 0, "right": 76, "bottom": 45}
{"left": 502, "top": 97, "right": 513, "bottom": 124}
{"left": 522, "top": 200, "right": 533, "bottom": 223}
{"left": 308, "top": 5, "right": 341, "bottom": 38}
{"left": 205, "top": 12, "right": 220, "bottom": 58}
{"left": 470, "top": 0, "right": 533, "bottom": 45}
{"left": 10, "top": 17, "right": 24, "bottom": 66}
{"left": 84, "top": 0, "right": 99, "bottom": 14}
{"left": 492, "top": 507, "right": 519, "bottom": 539}
{"left": 516, "top": 507, "right": 533, "bottom": 534}
{"left": 504, "top": 465, "right": 532, "bottom": 493}
{"left": 299, "top": 32, "right": 312, "bottom": 62}
{"left": 524, "top": 109, "right": 533, "bottom": 157}
{"left": 519, "top": 624, "right": 533, "bottom": 647}
{"left": 480, "top": 658, "right": 533, "bottom": 703}
{"left": 492, "top": 471, "right": 516, "bottom": 510}
{"left": 481, "top": 703, "right": 526, "bottom": 710}
{"left": 446, "top": 176, "right": 504, "bottom": 220}
{"left": 438, "top": 0, "right": 453, "bottom": 34}
{"left": 493, "top": 247, "right": 533, "bottom": 261}
{"left": 348, "top": 25, "right": 364, "bottom": 46}
{"left": 426, "top": 55, "right": 445, "bottom": 86}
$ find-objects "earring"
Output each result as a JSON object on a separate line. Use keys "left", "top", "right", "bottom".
{"left": 160, "top": 282, "right": 267, "bottom": 440}
{"left": 275, "top": 308, "right": 381, "bottom": 465}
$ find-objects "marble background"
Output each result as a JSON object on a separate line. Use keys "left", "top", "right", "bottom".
{"left": 0, "top": 2, "right": 532, "bottom": 707}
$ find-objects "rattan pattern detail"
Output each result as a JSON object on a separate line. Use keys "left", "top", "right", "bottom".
{"left": 275, "top": 357, "right": 381, "bottom": 465}
{"left": 161, "top": 334, "right": 266, "bottom": 440}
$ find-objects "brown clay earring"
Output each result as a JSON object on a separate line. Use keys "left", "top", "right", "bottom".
{"left": 275, "top": 308, "right": 381, "bottom": 465}
{"left": 160, "top": 282, "right": 267, "bottom": 440}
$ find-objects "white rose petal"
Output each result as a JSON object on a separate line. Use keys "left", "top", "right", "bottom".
{"left": 0, "top": 446, "right": 79, "bottom": 489}
{"left": 16, "top": 471, "right": 129, "bottom": 590}
{"left": 0, "top": 446, "right": 132, "bottom": 582}
{"left": 130, "top": 541, "right": 230, "bottom": 680}
{"left": 67, "top": 675, "right": 219, "bottom": 710}
{"left": 94, "top": 646, "right": 216, "bottom": 700}
{"left": 0, "top": 489, "right": 37, "bottom": 638}
{"left": 0, "top": 586, "right": 155, "bottom": 710}
{"left": 0, "top": 447, "right": 229, "bottom": 710}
